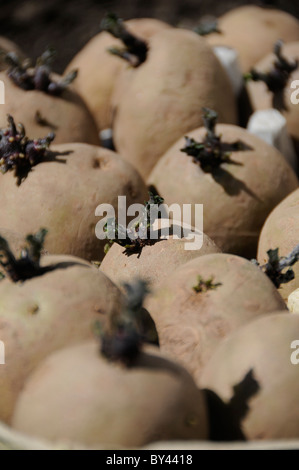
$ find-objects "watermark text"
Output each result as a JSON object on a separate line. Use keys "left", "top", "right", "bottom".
{"left": 290, "top": 340, "right": 299, "bottom": 365}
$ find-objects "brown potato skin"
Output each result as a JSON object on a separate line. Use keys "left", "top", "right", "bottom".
{"left": 0, "top": 73, "right": 100, "bottom": 145}
{"left": 0, "top": 254, "right": 123, "bottom": 423}
{"left": 257, "top": 188, "right": 299, "bottom": 302}
{"left": 0, "top": 143, "right": 147, "bottom": 261}
{"left": 100, "top": 219, "right": 220, "bottom": 291}
{"left": 246, "top": 42, "right": 299, "bottom": 152}
{"left": 112, "top": 28, "right": 237, "bottom": 179}
{"left": 200, "top": 313, "right": 299, "bottom": 440}
{"left": 146, "top": 253, "right": 287, "bottom": 386}
{"left": 66, "top": 18, "right": 171, "bottom": 131}
{"left": 206, "top": 6, "right": 299, "bottom": 72}
{"left": 148, "top": 124, "right": 298, "bottom": 258}
{"left": 12, "top": 342, "right": 208, "bottom": 447}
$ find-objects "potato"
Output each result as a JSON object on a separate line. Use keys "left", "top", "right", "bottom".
{"left": 66, "top": 18, "right": 171, "bottom": 131}
{"left": 12, "top": 341, "right": 208, "bottom": 447}
{"left": 288, "top": 288, "right": 299, "bottom": 313}
{"left": 257, "top": 188, "right": 299, "bottom": 302}
{"left": 200, "top": 313, "right": 299, "bottom": 440}
{"left": 148, "top": 122, "right": 298, "bottom": 257}
{"left": 100, "top": 218, "right": 220, "bottom": 291}
{"left": 246, "top": 42, "right": 299, "bottom": 154}
{"left": 0, "top": 253, "right": 123, "bottom": 423}
{"left": 206, "top": 5, "right": 299, "bottom": 72}
{"left": 0, "top": 71, "right": 100, "bottom": 145}
{"left": 0, "top": 139, "right": 147, "bottom": 261}
{"left": 146, "top": 253, "right": 287, "bottom": 386}
{"left": 112, "top": 28, "right": 237, "bottom": 178}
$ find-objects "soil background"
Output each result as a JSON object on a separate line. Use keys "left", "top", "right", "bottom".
{"left": 1, "top": 0, "right": 299, "bottom": 73}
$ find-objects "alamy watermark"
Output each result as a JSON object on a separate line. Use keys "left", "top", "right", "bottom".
{"left": 290, "top": 80, "right": 299, "bottom": 105}
{"left": 95, "top": 196, "right": 204, "bottom": 251}
{"left": 0, "top": 340, "right": 4, "bottom": 364}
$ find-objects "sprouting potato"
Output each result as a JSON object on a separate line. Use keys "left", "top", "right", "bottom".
{"left": 66, "top": 17, "right": 171, "bottom": 131}
{"left": 146, "top": 253, "right": 287, "bottom": 386}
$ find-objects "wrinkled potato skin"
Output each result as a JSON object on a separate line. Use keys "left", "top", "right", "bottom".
{"left": 0, "top": 254, "right": 123, "bottom": 423}
{"left": 112, "top": 28, "right": 237, "bottom": 179}
{"left": 148, "top": 124, "right": 298, "bottom": 257}
{"left": 0, "top": 143, "right": 147, "bottom": 261}
{"left": 66, "top": 18, "right": 171, "bottom": 131}
{"left": 206, "top": 6, "right": 299, "bottom": 72}
{"left": 12, "top": 342, "right": 208, "bottom": 447}
{"left": 257, "top": 188, "right": 299, "bottom": 302}
{"left": 0, "top": 73, "right": 100, "bottom": 145}
{"left": 246, "top": 42, "right": 299, "bottom": 150}
{"left": 101, "top": 229, "right": 220, "bottom": 292}
{"left": 146, "top": 254, "right": 287, "bottom": 386}
{"left": 200, "top": 313, "right": 299, "bottom": 440}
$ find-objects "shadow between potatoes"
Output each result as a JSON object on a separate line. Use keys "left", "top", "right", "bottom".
{"left": 131, "top": 351, "right": 191, "bottom": 378}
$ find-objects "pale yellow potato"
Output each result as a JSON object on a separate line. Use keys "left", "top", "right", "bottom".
{"left": 12, "top": 341, "right": 208, "bottom": 447}
{"left": 101, "top": 219, "right": 220, "bottom": 292}
{"left": 200, "top": 313, "right": 299, "bottom": 440}
{"left": 146, "top": 253, "right": 287, "bottom": 386}
{"left": 0, "top": 254, "right": 123, "bottom": 423}
{"left": 0, "top": 72, "right": 100, "bottom": 145}
{"left": 112, "top": 28, "right": 237, "bottom": 179}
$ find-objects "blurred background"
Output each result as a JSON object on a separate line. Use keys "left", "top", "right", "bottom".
{"left": 1, "top": 0, "right": 299, "bottom": 72}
